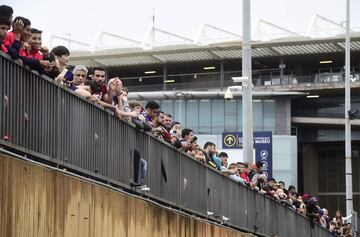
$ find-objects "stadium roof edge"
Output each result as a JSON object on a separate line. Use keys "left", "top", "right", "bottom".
{"left": 69, "top": 34, "right": 360, "bottom": 67}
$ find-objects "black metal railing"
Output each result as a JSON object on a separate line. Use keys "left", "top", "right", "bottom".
{"left": 0, "top": 52, "right": 334, "bottom": 237}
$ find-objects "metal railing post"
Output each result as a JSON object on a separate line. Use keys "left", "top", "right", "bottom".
{"left": 56, "top": 85, "right": 61, "bottom": 163}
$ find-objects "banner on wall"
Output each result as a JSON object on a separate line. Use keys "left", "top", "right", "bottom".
{"left": 222, "top": 131, "right": 273, "bottom": 178}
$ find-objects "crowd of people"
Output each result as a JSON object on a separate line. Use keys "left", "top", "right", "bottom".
{"left": 0, "top": 5, "right": 356, "bottom": 236}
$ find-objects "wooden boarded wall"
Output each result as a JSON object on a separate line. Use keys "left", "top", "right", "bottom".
{"left": 0, "top": 153, "right": 251, "bottom": 237}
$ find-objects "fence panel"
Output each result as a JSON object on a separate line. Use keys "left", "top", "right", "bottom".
{"left": 146, "top": 137, "right": 181, "bottom": 205}
{"left": 180, "top": 153, "right": 207, "bottom": 215}
{"left": 91, "top": 106, "right": 110, "bottom": 176}
{"left": 1, "top": 58, "right": 58, "bottom": 158}
{"left": 245, "top": 189, "right": 257, "bottom": 231}
{"left": 259, "top": 195, "right": 276, "bottom": 235}
{"left": 254, "top": 195, "right": 276, "bottom": 233}
{"left": 158, "top": 144, "right": 181, "bottom": 205}
{"left": 132, "top": 131, "right": 150, "bottom": 185}
{"left": 0, "top": 54, "right": 3, "bottom": 138}
{"left": 289, "top": 210, "right": 312, "bottom": 237}
{"left": 227, "top": 181, "right": 248, "bottom": 228}
{"left": 146, "top": 137, "right": 164, "bottom": 197}
{"left": 206, "top": 168, "right": 230, "bottom": 221}
{"left": 107, "top": 116, "right": 136, "bottom": 184}
{"left": 284, "top": 206, "right": 297, "bottom": 236}
{"left": 58, "top": 90, "right": 109, "bottom": 175}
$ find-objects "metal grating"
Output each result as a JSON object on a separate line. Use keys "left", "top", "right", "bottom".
{"left": 94, "top": 55, "right": 160, "bottom": 66}
{"left": 272, "top": 43, "right": 343, "bottom": 55}
{"left": 252, "top": 47, "right": 277, "bottom": 57}
{"left": 211, "top": 49, "right": 242, "bottom": 59}
{"left": 337, "top": 41, "right": 360, "bottom": 50}
{"left": 153, "top": 51, "right": 214, "bottom": 62}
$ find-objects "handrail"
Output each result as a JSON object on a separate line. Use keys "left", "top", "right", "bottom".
{"left": 0, "top": 52, "right": 334, "bottom": 237}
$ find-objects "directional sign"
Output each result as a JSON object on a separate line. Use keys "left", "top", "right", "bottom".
{"left": 222, "top": 131, "right": 273, "bottom": 178}
{"left": 223, "top": 134, "right": 237, "bottom": 147}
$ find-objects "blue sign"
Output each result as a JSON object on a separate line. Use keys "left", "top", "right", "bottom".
{"left": 222, "top": 132, "right": 273, "bottom": 178}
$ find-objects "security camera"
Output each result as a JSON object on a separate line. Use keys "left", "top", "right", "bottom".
{"left": 348, "top": 109, "right": 360, "bottom": 120}
{"left": 232, "top": 76, "right": 249, "bottom": 83}
{"left": 224, "top": 88, "right": 233, "bottom": 101}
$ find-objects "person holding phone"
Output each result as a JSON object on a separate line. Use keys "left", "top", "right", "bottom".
{"left": 50, "top": 45, "right": 71, "bottom": 80}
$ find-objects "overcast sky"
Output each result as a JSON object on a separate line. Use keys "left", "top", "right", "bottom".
{"left": 3, "top": 0, "right": 360, "bottom": 45}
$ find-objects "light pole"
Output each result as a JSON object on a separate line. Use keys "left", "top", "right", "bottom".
{"left": 224, "top": 77, "right": 253, "bottom": 163}
{"left": 242, "top": 0, "right": 254, "bottom": 164}
{"left": 345, "top": 0, "right": 353, "bottom": 217}
{"left": 175, "top": 91, "right": 185, "bottom": 124}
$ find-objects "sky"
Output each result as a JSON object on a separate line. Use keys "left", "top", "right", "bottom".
{"left": 3, "top": 0, "right": 360, "bottom": 45}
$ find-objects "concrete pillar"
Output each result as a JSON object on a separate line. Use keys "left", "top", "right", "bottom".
{"left": 302, "top": 144, "right": 319, "bottom": 196}
{"left": 163, "top": 64, "right": 167, "bottom": 91}
{"left": 275, "top": 98, "right": 291, "bottom": 135}
{"left": 220, "top": 61, "right": 224, "bottom": 89}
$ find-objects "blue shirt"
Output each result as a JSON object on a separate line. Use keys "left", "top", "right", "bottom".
{"left": 212, "top": 155, "right": 222, "bottom": 171}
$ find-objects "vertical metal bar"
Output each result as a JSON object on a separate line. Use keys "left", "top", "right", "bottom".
{"left": 242, "top": 0, "right": 254, "bottom": 164}
{"left": 0, "top": 56, "right": 3, "bottom": 138}
{"left": 0, "top": 56, "right": 5, "bottom": 137}
{"left": 105, "top": 113, "right": 110, "bottom": 177}
{"left": 163, "top": 64, "right": 167, "bottom": 91}
{"left": 280, "top": 57, "right": 284, "bottom": 84}
{"left": 220, "top": 61, "right": 224, "bottom": 88}
{"left": 56, "top": 86, "right": 61, "bottom": 161}
{"left": 345, "top": 0, "right": 353, "bottom": 216}
{"left": 179, "top": 150, "right": 182, "bottom": 211}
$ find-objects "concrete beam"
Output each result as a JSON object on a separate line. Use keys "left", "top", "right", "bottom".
{"left": 292, "top": 116, "right": 360, "bottom": 126}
